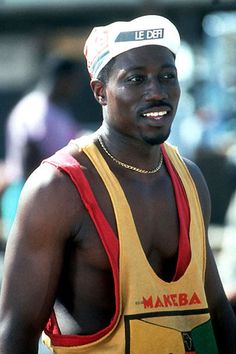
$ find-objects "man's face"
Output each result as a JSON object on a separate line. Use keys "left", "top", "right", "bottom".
{"left": 103, "top": 45, "right": 180, "bottom": 145}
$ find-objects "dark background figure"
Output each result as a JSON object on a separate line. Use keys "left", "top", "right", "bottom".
{"left": 1, "top": 55, "right": 82, "bottom": 242}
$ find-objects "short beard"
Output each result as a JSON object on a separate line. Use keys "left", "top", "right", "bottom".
{"left": 141, "top": 129, "right": 171, "bottom": 146}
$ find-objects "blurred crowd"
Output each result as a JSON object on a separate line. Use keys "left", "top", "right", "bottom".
{"left": 0, "top": 54, "right": 86, "bottom": 245}
{"left": 169, "top": 13, "right": 236, "bottom": 311}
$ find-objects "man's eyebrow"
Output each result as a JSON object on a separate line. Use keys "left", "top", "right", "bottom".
{"left": 162, "top": 64, "right": 177, "bottom": 69}
{"left": 123, "top": 64, "right": 177, "bottom": 72}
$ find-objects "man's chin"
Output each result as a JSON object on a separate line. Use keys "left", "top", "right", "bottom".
{"left": 142, "top": 132, "right": 170, "bottom": 146}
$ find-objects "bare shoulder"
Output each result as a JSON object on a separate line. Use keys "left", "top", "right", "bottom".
{"left": 183, "top": 157, "right": 211, "bottom": 227}
{"left": 13, "top": 157, "right": 83, "bottom": 244}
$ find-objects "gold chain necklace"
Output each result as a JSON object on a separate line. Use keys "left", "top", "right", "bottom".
{"left": 98, "top": 136, "right": 163, "bottom": 174}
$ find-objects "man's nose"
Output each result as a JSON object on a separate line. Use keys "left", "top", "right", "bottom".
{"left": 144, "top": 78, "right": 168, "bottom": 101}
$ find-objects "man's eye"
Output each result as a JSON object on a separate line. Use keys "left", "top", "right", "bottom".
{"left": 161, "top": 72, "right": 177, "bottom": 80}
{"left": 126, "top": 75, "right": 145, "bottom": 83}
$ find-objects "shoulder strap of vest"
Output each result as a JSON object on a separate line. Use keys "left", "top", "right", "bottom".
{"left": 162, "top": 144, "right": 191, "bottom": 280}
{"left": 42, "top": 152, "right": 120, "bottom": 345}
{"left": 43, "top": 152, "right": 119, "bottom": 265}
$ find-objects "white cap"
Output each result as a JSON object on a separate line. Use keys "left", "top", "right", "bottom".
{"left": 84, "top": 15, "right": 181, "bottom": 79}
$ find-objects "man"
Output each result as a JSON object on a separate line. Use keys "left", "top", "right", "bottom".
{"left": 0, "top": 15, "right": 235, "bottom": 354}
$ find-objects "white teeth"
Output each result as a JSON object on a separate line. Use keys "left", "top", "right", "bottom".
{"left": 143, "top": 111, "right": 167, "bottom": 118}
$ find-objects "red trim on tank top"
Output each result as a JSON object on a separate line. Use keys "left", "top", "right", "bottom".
{"left": 43, "top": 152, "right": 119, "bottom": 346}
{"left": 161, "top": 145, "right": 191, "bottom": 281}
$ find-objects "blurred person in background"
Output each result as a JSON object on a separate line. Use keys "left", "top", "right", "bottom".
{"left": 217, "top": 139, "right": 236, "bottom": 315}
{"left": 0, "top": 15, "right": 236, "bottom": 354}
{"left": 0, "top": 55, "right": 81, "bottom": 242}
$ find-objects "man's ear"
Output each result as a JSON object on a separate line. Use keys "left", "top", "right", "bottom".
{"left": 90, "top": 79, "right": 107, "bottom": 106}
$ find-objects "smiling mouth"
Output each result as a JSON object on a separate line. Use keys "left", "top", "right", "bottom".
{"left": 142, "top": 111, "right": 168, "bottom": 120}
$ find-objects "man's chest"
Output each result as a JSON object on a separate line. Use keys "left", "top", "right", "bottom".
{"left": 78, "top": 169, "right": 180, "bottom": 275}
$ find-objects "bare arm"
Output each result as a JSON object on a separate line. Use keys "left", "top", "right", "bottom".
{"left": 186, "top": 158, "right": 236, "bottom": 353}
{"left": 0, "top": 163, "right": 81, "bottom": 354}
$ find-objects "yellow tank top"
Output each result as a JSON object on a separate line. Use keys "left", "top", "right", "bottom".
{"left": 42, "top": 140, "right": 218, "bottom": 353}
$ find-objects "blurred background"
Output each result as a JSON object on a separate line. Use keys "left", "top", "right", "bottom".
{"left": 0, "top": 0, "right": 235, "bottom": 351}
